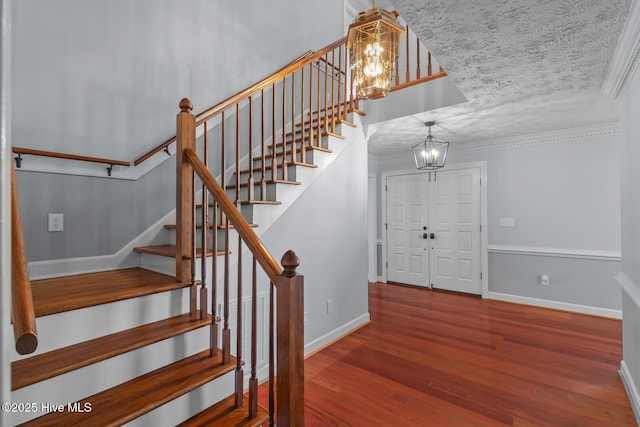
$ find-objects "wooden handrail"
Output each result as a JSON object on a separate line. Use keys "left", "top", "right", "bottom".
{"left": 183, "top": 147, "right": 282, "bottom": 282}
{"left": 11, "top": 163, "right": 38, "bottom": 355}
{"left": 133, "top": 50, "right": 315, "bottom": 166}
{"left": 13, "top": 147, "right": 130, "bottom": 167}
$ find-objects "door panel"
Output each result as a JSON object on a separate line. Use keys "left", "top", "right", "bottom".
{"left": 386, "top": 174, "right": 429, "bottom": 287}
{"left": 429, "top": 168, "right": 482, "bottom": 294}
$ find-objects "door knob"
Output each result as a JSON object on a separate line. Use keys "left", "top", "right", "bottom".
{"left": 430, "top": 233, "right": 435, "bottom": 239}
{"left": 422, "top": 233, "right": 429, "bottom": 239}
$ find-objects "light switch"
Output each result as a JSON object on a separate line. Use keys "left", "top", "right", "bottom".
{"left": 499, "top": 217, "right": 515, "bottom": 227}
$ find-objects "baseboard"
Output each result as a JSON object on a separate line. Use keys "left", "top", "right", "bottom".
{"left": 304, "top": 312, "right": 370, "bottom": 357}
{"left": 620, "top": 360, "right": 640, "bottom": 426}
{"left": 27, "top": 255, "right": 134, "bottom": 280}
{"left": 488, "top": 292, "right": 622, "bottom": 319}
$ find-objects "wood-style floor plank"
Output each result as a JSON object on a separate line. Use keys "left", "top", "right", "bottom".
{"left": 30, "top": 268, "right": 187, "bottom": 317}
{"left": 263, "top": 283, "right": 636, "bottom": 426}
{"left": 12, "top": 312, "right": 211, "bottom": 390}
{"left": 18, "top": 350, "right": 235, "bottom": 427}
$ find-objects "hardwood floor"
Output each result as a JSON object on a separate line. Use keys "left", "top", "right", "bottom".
{"left": 296, "top": 282, "right": 635, "bottom": 426}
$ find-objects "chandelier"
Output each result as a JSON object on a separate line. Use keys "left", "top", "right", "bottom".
{"left": 347, "top": 1, "right": 404, "bottom": 100}
{"left": 412, "top": 121, "right": 449, "bottom": 170}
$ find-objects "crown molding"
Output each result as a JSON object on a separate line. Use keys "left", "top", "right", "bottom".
{"left": 450, "top": 122, "right": 620, "bottom": 153}
{"left": 602, "top": 0, "right": 640, "bottom": 99}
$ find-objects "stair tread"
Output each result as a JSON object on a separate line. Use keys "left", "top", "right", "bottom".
{"left": 225, "top": 179, "right": 301, "bottom": 189}
{"left": 18, "top": 350, "right": 236, "bottom": 427}
{"left": 257, "top": 146, "right": 333, "bottom": 161}
{"left": 134, "top": 244, "right": 226, "bottom": 258}
{"left": 12, "top": 312, "right": 212, "bottom": 390}
{"left": 177, "top": 394, "right": 269, "bottom": 427}
{"left": 30, "top": 268, "right": 187, "bottom": 317}
{"left": 163, "top": 223, "right": 260, "bottom": 230}
{"left": 238, "top": 161, "right": 318, "bottom": 175}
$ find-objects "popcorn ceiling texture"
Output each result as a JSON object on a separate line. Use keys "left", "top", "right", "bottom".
{"left": 367, "top": 0, "right": 631, "bottom": 153}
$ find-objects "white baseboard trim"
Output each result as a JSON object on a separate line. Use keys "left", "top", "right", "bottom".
{"left": 304, "top": 312, "right": 370, "bottom": 357}
{"left": 27, "top": 255, "right": 134, "bottom": 280}
{"left": 488, "top": 292, "right": 622, "bottom": 319}
{"left": 620, "top": 360, "right": 640, "bottom": 426}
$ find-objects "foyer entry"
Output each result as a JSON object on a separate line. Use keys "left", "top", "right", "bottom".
{"left": 384, "top": 166, "right": 484, "bottom": 295}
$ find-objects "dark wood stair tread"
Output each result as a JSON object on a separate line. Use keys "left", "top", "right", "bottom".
{"left": 177, "top": 394, "right": 269, "bottom": 427}
{"left": 225, "top": 179, "right": 301, "bottom": 190}
{"left": 30, "top": 268, "right": 187, "bottom": 317}
{"left": 238, "top": 161, "right": 318, "bottom": 175}
{"left": 12, "top": 312, "right": 212, "bottom": 390}
{"left": 134, "top": 244, "right": 226, "bottom": 258}
{"left": 257, "top": 147, "right": 333, "bottom": 160}
{"left": 18, "top": 350, "right": 236, "bottom": 427}
{"left": 163, "top": 223, "right": 260, "bottom": 230}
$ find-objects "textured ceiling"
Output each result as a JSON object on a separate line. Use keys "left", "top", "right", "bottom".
{"left": 367, "top": 0, "right": 631, "bottom": 154}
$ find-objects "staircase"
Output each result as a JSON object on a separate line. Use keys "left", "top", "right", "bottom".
{"left": 9, "top": 19, "right": 446, "bottom": 426}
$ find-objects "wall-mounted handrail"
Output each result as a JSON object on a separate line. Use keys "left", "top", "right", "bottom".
{"left": 11, "top": 163, "right": 38, "bottom": 355}
{"left": 12, "top": 147, "right": 130, "bottom": 167}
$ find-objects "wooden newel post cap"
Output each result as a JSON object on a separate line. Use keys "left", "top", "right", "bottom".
{"left": 281, "top": 250, "right": 300, "bottom": 278}
{"left": 179, "top": 98, "right": 193, "bottom": 112}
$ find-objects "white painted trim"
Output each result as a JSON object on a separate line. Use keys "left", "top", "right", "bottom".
{"left": 381, "top": 162, "right": 488, "bottom": 297}
{"left": 488, "top": 245, "right": 622, "bottom": 262}
{"left": 27, "top": 255, "right": 123, "bottom": 280}
{"left": 488, "top": 291, "right": 622, "bottom": 319}
{"left": 304, "top": 312, "right": 370, "bottom": 356}
{"left": 620, "top": 360, "right": 640, "bottom": 426}
{"left": 617, "top": 272, "right": 640, "bottom": 310}
{"left": 603, "top": 0, "right": 640, "bottom": 99}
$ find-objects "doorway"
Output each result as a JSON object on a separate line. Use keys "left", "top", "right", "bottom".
{"left": 382, "top": 164, "right": 487, "bottom": 296}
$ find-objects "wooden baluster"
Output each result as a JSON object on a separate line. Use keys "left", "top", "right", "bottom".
{"left": 291, "top": 71, "right": 297, "bottom": 166}
{"left": 343, "top": 46, "right": 349, "bottom": 122}
{"left": 223, "top": 220, "right": 231, "bottom": 364}
{"left": 271, "top": 83, "right": 278, "bottom": 182}
{"left": 316, "top": 59, "right": 321, "bottom": 148}
{"left": 248, "top": 96, "right": 255, "bottom": 201}
{"left": 220, "top": 111, "right": 227, "bottom": 226}
{"left": 190, "top": 170, "right": 197, "bottom": 317}
{"left": 235, "top": 104, "right": 240, "bottom": 206}
{"left": 176, "top": 98, "right": 195, "bottom": 284}
{"left": 249, "top": 256, "right": 259, "bottom": 418}
{"left": 307, "top": 63, "right": 314, "bottom": 154}
{"left": 405, "top": 29, "right": 410, "bottom": 83}
{"left": 337, "top": 46, "right": 343, "bottom": 125}
{"left": 281, "top": 76, "right": 288, "bottom": 181}
{"left": 260, "top": 89, "right": 266, "bottom": 200}
{"left": 275, "top": 250, "right": 305, "bottom": 427}
{"left": 428, "top": 52, "right": 433, "bottom": 76}
{"left": 200, "top": 122, "right": 209, "bottom": 320}
{"left": 211, "top": 198, "right": 218, "bottom": 356}
{"left": 331, "top": 50, "right": 336, "bottom": 133}
{"left": 416, "top": 36, "right": 421, "bottom": 79}
{"left": 269, "top": 281, "right": 275, "bottom": 426}
{"left": 300, "top": 66, "right": 306, "bottom": 164}
{"left": 235, "top": 238, "right": 244, "bottom": 408}
{"left": 323, "top": 54, "right": 329, "bottom": 136}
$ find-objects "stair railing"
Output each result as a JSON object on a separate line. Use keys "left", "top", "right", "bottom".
{"left": 11, "top": 162, "right": 38, "bottom": 355}
{"left": 177, "top": 99, "right": 304, "bottom": 426}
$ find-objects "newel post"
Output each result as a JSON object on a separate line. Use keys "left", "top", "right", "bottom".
{"left": 176, "top": 98, "right": 196, "bottom": 283}
{"left": 275, "top": 250, "right": 305, "bottom": 427}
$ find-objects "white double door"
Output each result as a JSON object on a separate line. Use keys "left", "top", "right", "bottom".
{"left": 386, "top": 167, "right": 482, "bottom": 295}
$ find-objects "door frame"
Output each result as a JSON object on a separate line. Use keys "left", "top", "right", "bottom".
{"left": 381, "top": 161, "right": 489, "bottom": 298}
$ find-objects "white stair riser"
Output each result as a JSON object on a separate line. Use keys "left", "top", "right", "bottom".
{"left": 12, "top": 288, "right": 191, "bottom": 361}
{"left": 11, "top": 326, "right": 213, "bottom": 425}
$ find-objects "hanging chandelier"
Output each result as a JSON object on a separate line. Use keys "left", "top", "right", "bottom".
{"left": 412, "top": 121, "right": 449, "bottom": 170}
{"left": 347, "top": 1, "right": 404, "bottom": 100}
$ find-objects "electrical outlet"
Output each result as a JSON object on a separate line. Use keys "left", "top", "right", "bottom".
{"left": 499, "top": 217, "right": 515, "bottom": 227}
{"left": 48, "top": 213, "right": 64, "bottom": 232}
{"left": 541, "top": 274, "right": 550, "bottom": 286}
{"left": 327, "top": 299, "right": 334, "bottom": 314}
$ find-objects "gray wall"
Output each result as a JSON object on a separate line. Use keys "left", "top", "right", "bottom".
{"left": 12, "top": 0, "right": 344, "bottom": 262}
{"left": 620, "top": 52, "right": 640, "bottom": 414}
{"left": 261, "top": 127, "right": 369, "bottom": 346}
{"left": 370, "top": 133, "right": 622, "bottom": 311}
